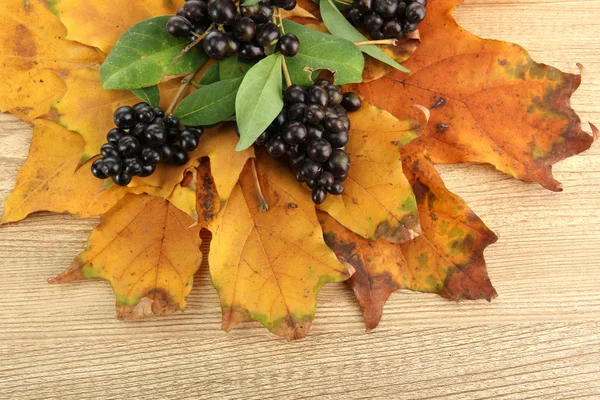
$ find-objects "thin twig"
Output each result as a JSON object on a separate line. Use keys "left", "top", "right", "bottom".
{"left": 281, "top": 56, "right": 292, "bottom": 88}
{"left": 170, "top": 24, "right": 215, "bottom": 66}
{"left": 277, "top": 9, "right": 285, "bottom": 34}
{"left": 354, "top": 39, "right": 399, "bottom": 46}
{"left": 166, "top": 71, "right": 196, "bottom": 115}
{"left": 251, "top": 159, "right": 269, "bottom": 213}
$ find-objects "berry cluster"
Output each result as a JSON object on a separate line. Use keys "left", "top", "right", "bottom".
{"left": 91, "top": 104, "right": 204, "bottom": 186}
{"left": 347, "top": 0, "right": 427, "bottom": 40}
{"left": 253, "top": 79, "right": 362, "bottom": 205}
{"left": 167, "top": 0, "right": 300, "bottom": 62}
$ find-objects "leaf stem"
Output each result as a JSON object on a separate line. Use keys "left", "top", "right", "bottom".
{"left": 166, "top": 71, "right": 196, "bottom": 115}
{"left": 276, "top": 9, "right": 285, "bottom": 34}
{"left": 170, "top": 24, "right": 215, "bottom": 66}
{"left": 251, "top": 158, "right": 269, "bottom": 213}
{"left": 354, "top": 39, "right": 399, "bottom": 46}
{"left": 281, "top": 55, "right": 292, "bottom": 88}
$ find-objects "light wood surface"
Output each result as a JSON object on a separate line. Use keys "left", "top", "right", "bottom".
{"left": 1, "top": 1, "right": 600, "bottom": 399}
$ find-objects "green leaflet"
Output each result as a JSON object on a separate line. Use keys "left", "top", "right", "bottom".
{"left": 220, "top": 54, "right": 254, "bottom": 80}
{"left": 175, "top": 78, "right": 243, "bottom": 126}
{"left": 283, "top": 20, "right": 364, "bottom": 86}
{"left": 235, "top": 54, "right": 284, "bottom": 151}
{"left": 131, "top": 86, "right": 160, "bottom": 107}
{"left": 319, "top": 0, "right": 410, "bottom": 73}
{"left": 100, "top": 16, "right": 206, "bottom": 90}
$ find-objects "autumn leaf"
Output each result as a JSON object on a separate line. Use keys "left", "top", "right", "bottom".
{"left": 0, "top": 0, "right": 102, "bottom": 122}
{"left": 49, "top": 0, "right": 182, "bottom": 54}
{"left": 0, "top": 120, "right": 154, "bottom": 224}
{"left": 209, "top": 153, "right": 350, "bottom": 340}
{"left": 164, "top": 124, "right": 255, "bottom": 220}
{"left": 52, "top": 68, "right": 186, "bottom": 163}
{"left": 50, "top": 194, "right": 202, "bottom": 319}
{"left": 318, "top": 100, "right": 422, "bottom": 243}
{"left": 357, "top": 0, "right": 596, "bottom": 191}
{"left": 321, "top": 153, "right": 497, "bottom": 330}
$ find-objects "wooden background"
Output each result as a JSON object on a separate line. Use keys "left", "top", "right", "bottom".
{"left": 1, "top": 1, "right": 599, "bottom": 399}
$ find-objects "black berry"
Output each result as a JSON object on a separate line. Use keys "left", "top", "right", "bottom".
{"left": 100, "top": 156, "right": 123, "bottom": 177}
{"left": 312, "top": 187, "right": 327, "bottom": 205}
{"left": 282, "top": 121, "right": 308, "bottom": 145}
{"left": 141, "top": 146, "right": 162, "bottom": 166}
{"left": 180, "top": 130, "right": 200, "bottom": 151}
{"left": 123, "top": 156, "right": 144, "bottom": 176}
{"left": 203, "top": 30, "right": 229, "bottom": 60}
{"left": 113, "top": 172, "right": 132, "bottom": 187}
{"left": 276, "top": 33, "right": 300, "bottom": 57}
{"left": 307, "top": 138, "right": 332, "bottom": 163}
{"left": 208, "top": 0, "right": 237, "bottom": 24}
{"left": 234, "top": 17, "right": 256, "bottom": 42}
{"left": 117, "top": 136, "right": 140, "bottom": 157}
{"left": 170, "top": 145, "right": 190, "bottom": 166}
{"left": 256, "top": 22, "right": 281, "bottom": 48}
{"left": 341, "top": 92, "right": 362, "bottom": 112}
{"left": 113, "top": 106, "right": 136, "bottom": 129}
{"left": 324, "top": 149, "right": 350, "bottom": 176}
{"left": 91, "top": 159, "right": 108, "bottom": 179}
{"left": 101, "top": 143, "right": 119, "bottom": 158}
{"left": 167, "top": 16, "right": 194, "bottom": 38}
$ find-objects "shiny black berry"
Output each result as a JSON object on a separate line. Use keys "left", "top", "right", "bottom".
{"left": 267, "top": 135, "right": 289, "bottom": 158}
{"left": 300, "top": 159, "right": 322, "bottom": 180}
{"left": 165, "top": 115, "right": 180, "bottom": 129}
{"left": 341, "top": 92, "right": 362, "bottom": 112}
{"left": 113, "top": 106, "right": 136, "bottom": 129}
{"left": 317, "top": 171, "right": 335, "bottom": 188}
{"left": 226, "top": 34, "right": 240, "bottom": 55}
{"left": 123, "top": 156, "right": 144, "bottom": 176}
{"left": 355, "top": 0, "right": 373, "bottom": 14}
{"left": 284, "top": 85, "right": 307, "bottom": 106}
{"left": 113, "top": 172, "right": 132, "bottom": 187}
{"left": 239, "top": 42, "right": 266, "bottom": 62}
{"left": 271, "top": 109, "right": 288, "bottom": 129}
{"left": 234, "top": 17, "right": 256, "bottom": 42}
{"left": 101, "top": 143, "right": 119, "bottom": 158}
{"left": 208, "top": 0, "right": 237, "bottom": 24}
{"left": 324, "top": 149, "right": 350, "bottom": 176}
{"left": 328, "top": 181, "right": 345, "bottom": 195}
{"left": 106, "top": 128, "right": 125, "bottom": 145}
{"left": 307, "top": 138, "right": 332, "bottom": 163}
{"left": 187, "top": 126, "right": 204, "bottom": 138}
{"left": 288, "top": 103, "right": 308, "bottom": 122}
{"left": 117, "top": 136, "right": 140, "bottom": 157}
{"left": 325, "top": 117, "right": 345, "bottom": 133}
{"left": 153, "top": 107, "right": 165, "bottom": 118}
{"left": 167, "top": 16, "right": 194, "bottom": 38}
{"left": 347, "top": 8, "right": 364, "bottom": 27}
{"left": 136, "top": 106, "right": 155, "bottom": 124}
{"left": 160, "top": 143, "right": 174, "bottom": 162}
{"left": 100, "top": 156, "right": 123, "bottom": 177}
{"left": 325, "top": 85, "right": 343, "bottom": 106}
{"left": 130, "top": 123, "right": 147, "bottom": 143}
{"left": 338, "top": 115, "right": 351, "bottom": 130}
{"left": 401, "top": 19, "right": 418, "bottom": 34}
{"left": 256, "top": 22, "right": 281, "bottom": 47}
{"left": 282, "top": 121, "right": 308, "bottom": 145}
{"left": 91, "top": 159, "right": 108, "bottom": 179}
{"left": 139, "top": 164, "right": 156, "bottom": 178}
{"left": 255, "top": 130, "right": 271, "bottom": 146}
{"left": 170, "top": 145, "right": 190, "bottom": 166}
{"left": 184, "top": 0, "right": 208, "bottom": 23}
{"left": 304, "top": 104, "right": 326, "bottom": 124}
{"left": 324, "top": 129, "right": 349, "bottom": 148}
{"left": 405, "top": 3, "right": 426, "bottom": 23}
{"left": 167, "top": 127, "right": 181, "bottom": 143}
{"left": 276, "top": 33, "right": 300, "bottom": 57}
{"left": 180, "top": 130, "right": 200, "bottom": 151}
{"left": 374, "top": 0, "right": 398, "bottom": 19}
{"left": 308, "top": 86, "right": 328, "bottom": 107}
{"left": 203, "top": 30, "right": 229, "bottom": 60}
{"left": 144, "top": 123, "right": 167, "bottom": 146}
{"left": 364, "top": 12, "right": 384, "bottom": 31}
{"left": 383, "top": 19, "right": 402, "bottom": 38}
{"left": 306, "top": 124, "right": 324, "bottom": 141}
{"left": 312, "top": 187, "right": 327, "bottom": 205}
{"left": 141, "top": 146, "right": 162, "bottom": 166}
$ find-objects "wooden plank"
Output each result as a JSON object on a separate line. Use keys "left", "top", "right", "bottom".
{"left": 1, "top": 1, "right": 599, "bottom": 399}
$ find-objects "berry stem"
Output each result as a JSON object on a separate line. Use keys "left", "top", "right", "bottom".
{"left": 166, "top": 71, "right": 196, "bottom": 115}
{"left": 281, "top": 55, "right": 293, "bottom": 88}
{"left": 251, "top": 158, "right": 269, "bottom": 213}
{"left": 170, "top": 24, "right": 216, "bottom": 66}
{"left": 275, "top": 9, "right": 286, "bottom": 34}
{"left": 354, "top": 39, "right": 399, "bottom": 46}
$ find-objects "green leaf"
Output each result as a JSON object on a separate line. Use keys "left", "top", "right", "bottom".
{"left": 220, "top": 54, "right": 254, "bottom": 80}
{"left": 319, "top": 0, "right": 410, "bottom": 73}
{"left": 311, "top": 0, "right": 352, "bottom": 11}
{"left": 174, "top": 77, "right": 243, "bottom": 126}
{"left": 282, "top": 20, "right": 364, "bottom": 86}
{"left": 131, "top": 86, "right": 160, "bottom": 107}
{"left": 100, "top": 16, "right": 207, "bottom": 90}
{"left": 242, "top": 0, "right": 262, "bottom": 5}
{"left": 199, "top": 63, "right": 221, "bottom": 85}
{"left": 235, "top": 54, "right": 283, "bottom": 151}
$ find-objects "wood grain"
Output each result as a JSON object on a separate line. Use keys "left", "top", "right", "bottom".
{"left": 1, "top": 1, "right": 599, "bottom": 399}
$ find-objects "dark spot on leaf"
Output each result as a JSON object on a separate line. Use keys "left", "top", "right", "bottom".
{"left": 431, "top": 97, "right": 446, "bottom": 109}
{"left": 14, "top": 24, "right": 36, "bottom": 59}
{"left": 412, "top": 178, "right": 430, "bottom": 201}
{"left": 436, "top": 123, "right": 449, "bottom": 133}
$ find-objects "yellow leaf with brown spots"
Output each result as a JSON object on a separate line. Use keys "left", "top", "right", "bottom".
{"left": 320, "top": 153, "right": 497, "bottom": 330}
{"left": 318, "top": 100, "right": 422, "bottom": 243}
{"left": 359, "top": 0, "right": 597, "bottom": 191}
{"left": 209, "top": 153, "right": 350, "bottom": 340}
{"left": 49, "top": 0, "right": 182, "bottom": 53}
{"left": 50, "top": 194, "right": 202, "bottom": 319}
{"left": 1, "top": 120, "right": 143, "bottom": 224}
{"left": 0, "top": 0, "right": 102, "bottom": 121}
